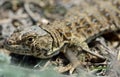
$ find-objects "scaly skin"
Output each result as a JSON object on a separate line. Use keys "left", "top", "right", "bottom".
{"left": 4, "top": 0, "right": 120, "bottom": 72}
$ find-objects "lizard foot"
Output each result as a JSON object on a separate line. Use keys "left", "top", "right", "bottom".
{"left": 64, "top": 45, "right": 82, "bottom": 74}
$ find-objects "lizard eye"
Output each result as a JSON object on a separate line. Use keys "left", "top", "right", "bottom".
{"left": 27, "top": 37, "right": 34, "bottom": 42}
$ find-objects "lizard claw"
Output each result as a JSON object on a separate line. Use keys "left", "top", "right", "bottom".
{"left": 69, "top": 67, "right": 75, "bottom": 74}
{"left": 56, "top": 64, "right": 72, "bottom": 73}
{"left": 56, "top": 64, "right": 79, "bottom": 74}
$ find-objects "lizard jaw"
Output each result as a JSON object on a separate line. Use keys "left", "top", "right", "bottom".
{"left": 4, "top": 39, "right": 32, "bottom": 55}
{"left": 4, "top": 39, "right": 58, "bottom": 58}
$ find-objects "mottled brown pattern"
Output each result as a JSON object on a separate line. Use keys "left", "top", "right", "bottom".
{"left": 4, "top": 0, "right": 120, "bottom": 59}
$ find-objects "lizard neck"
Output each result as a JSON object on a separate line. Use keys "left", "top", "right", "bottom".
{"left": 40, "top": 23, "right": 67, "bottom": 52}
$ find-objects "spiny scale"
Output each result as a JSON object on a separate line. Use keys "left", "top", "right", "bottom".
{"left": 41, "top": 0, "right": 120, "bottom": 47}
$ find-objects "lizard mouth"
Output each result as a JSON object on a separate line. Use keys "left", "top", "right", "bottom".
{"left": 4, "top": 37, "right": 60, "bottom": 58}
{"left": 4, "top": 39, "right": 32, "bottom": 55}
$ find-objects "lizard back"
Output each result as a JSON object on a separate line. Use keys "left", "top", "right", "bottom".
{"left": 41, "top": 0, "right": 120, "bottom": 46}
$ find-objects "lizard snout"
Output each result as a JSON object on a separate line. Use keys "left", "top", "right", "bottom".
{"left": 4, "top": 38, "right": 15, "bottom": 45}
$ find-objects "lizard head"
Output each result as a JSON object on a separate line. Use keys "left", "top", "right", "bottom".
{"left": 4, "top": 26, "right": 59, "bottom": 58}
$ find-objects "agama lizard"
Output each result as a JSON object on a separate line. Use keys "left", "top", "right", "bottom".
{"left": 4, "top": 0, "right": 120, "bottom": 73}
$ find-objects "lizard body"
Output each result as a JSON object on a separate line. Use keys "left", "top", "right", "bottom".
{"left": 4, "top": 0, "right": 120, "bottom": 59}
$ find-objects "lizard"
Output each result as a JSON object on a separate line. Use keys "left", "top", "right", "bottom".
{"left": 3, "top": 0, "right": 120, "bottom": 73}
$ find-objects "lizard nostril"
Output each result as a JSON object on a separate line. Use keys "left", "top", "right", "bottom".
{"left": 5, "top": 39, "right": 13, "bottom": 45}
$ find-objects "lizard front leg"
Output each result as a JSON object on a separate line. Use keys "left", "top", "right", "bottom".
{"left": 64, "top": 47, "right": 81, "bottom": 74}
{"left": 62, "top": 44, "right": 83, "bottom": 74}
